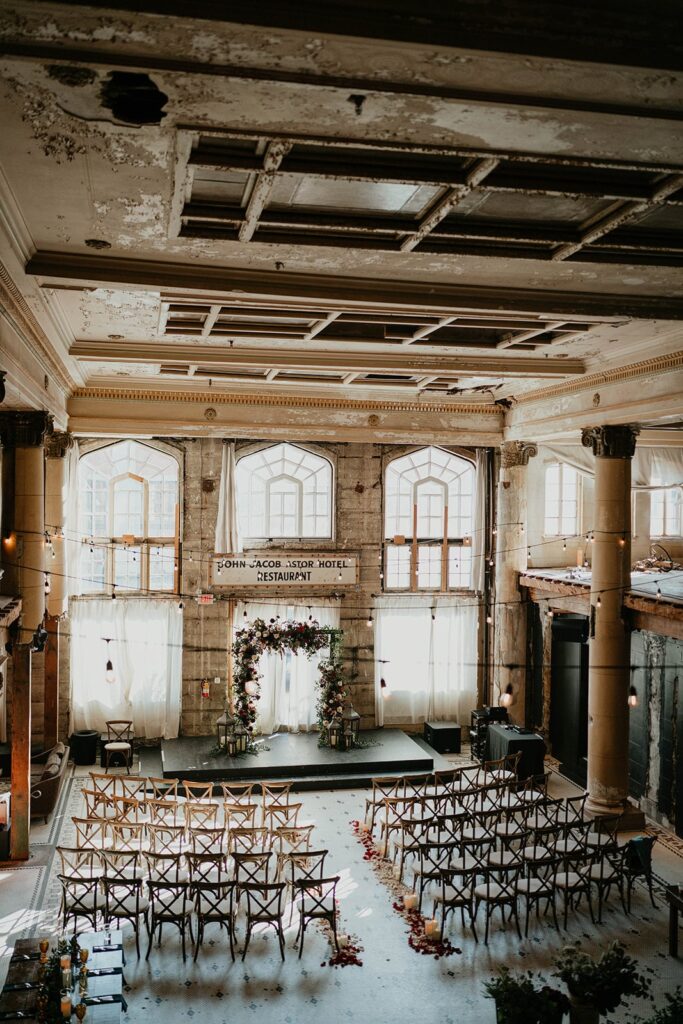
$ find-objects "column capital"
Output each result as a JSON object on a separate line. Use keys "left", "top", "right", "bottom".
{"left": 500, "top": 440, "right": 538, "bottom": 468}
{"left": 581, "top": 424, "right": 639, "bottom": 458}
{"left": 0, "top": 411, "right": 53, "bottom": 448}
{"left": 44, "top": 430, "right": 74, "bottom": 459}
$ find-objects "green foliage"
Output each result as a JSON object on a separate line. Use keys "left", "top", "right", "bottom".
{"left": 639, "top": 988, "right": 683, "bottom": 1024}
{"left": 553, "top": 941, "right": 650, "bottom": 1014}
{"left": 483, "top": 967, "right": 569, "bottom": 1024}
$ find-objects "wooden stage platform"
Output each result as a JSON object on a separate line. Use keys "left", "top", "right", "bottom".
{"left": 159, "top": 730, "right": 448, "bottom": 791}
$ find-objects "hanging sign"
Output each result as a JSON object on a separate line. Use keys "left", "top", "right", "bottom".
{"left": 210, "top": 553, "right": 359, "bottom": 587}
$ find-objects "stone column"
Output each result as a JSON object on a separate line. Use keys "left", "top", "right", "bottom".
{"left": 493, "top": 440, "right": 537, "bottom": 724}
{"left": 0, "top": 413, "right": 52, "bottom": 642}
{"left": 44, "top": 431, "right": 72, "bottom": 618}
{"left": 581, "top": 424, "right": 639, "bottom": 818}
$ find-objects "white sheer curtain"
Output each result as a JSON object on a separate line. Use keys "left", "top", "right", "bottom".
{"left": 540, "top": 443, "right": 683, "bottom": 491}
{"left": 215, "top": 441, "right": 242, "bottom": 553}
{"left": 70, "top": 598, "right": 182, "bottom": 738}
{"left": 375, "top": 595, "right": 478, "bottom": 727}
{"left": 234, "top": 598, "right": 341, "bottom": 734}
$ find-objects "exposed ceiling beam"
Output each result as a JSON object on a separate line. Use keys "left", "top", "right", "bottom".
{"left": 27, "top": 253, "right": 683, "bottom": 321}
{"left": 69, "top": 340, "right": 585, "bottom": 378}
{"left": 400, "top": 158, "right": 499, "bottom": 252}
{"left": 238, "top": 140, "right": 292, "bottom": 242}
{"left": 5, "top": 38, "right": 683, "bottom": 122}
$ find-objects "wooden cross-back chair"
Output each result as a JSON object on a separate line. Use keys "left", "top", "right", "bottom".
{"left": 259, "top": 781, "right": 293, "bottom": 822}
{"left": 146, "top": 881, "right": 194, "bottom": 961}
{"left": 193, "top": 880, "right": 236, "bottom": 962}
{"left": 148, "top": 777, "right": 179, "bottom": 801}
{"left": 59, "top": 875, "right": 100, "bottom": 933}
{"left": 364, "top": 776, "right": 404, "bottom": 834}
{"left": 234, "top": 850, "right": 272, "bottom": 896}
{"left": 411, "top": 840, "right": 459, "bottom": 912}
{"left": 110, "top": 794, "right": 144, "bottom": 824}
{"left": 223, "top": 802, "right": 258, "bottom": 830}
{"left": 186, "top": 851, "right": 229, "bottom": 885}
{"left": 182, "top": 780, "right": 214, "bottom": 803}
{"left": 101, "top": 849, "right": 143, "bottom": 881}
{"left": 102, "top": 874, "right": 149, "bottom": 957}
{"left": 144, "top": 851, "right": 187, "bottom": 883}
{"left": 89, "top": 772, "right": 120, "bottom": 798}
{"left": 184, "top": 800, "right": 219, "bottom": 831}
{"left": 241, "top": 882, "right": 286, "bottom": 961}
{"left": 188, "top": 826, "right": 226, "bottom": 855}
{"left": 57, "top": 846, "right": 102, "bottom": 880}
{"left": 434, "top": 863, "right": 479, "bottom": 942}
{"left": 264, "top": 801, "right": 302, "bottom": 834}
{"left": 81, "top": 788, "right": 114, "bottom": 819}
{"left": 119, "top": 776, "right": 148, "bottom": 806}
{"left": 103, "top": 720, "right": 133, "bottom": 773}
{"left": 147, "top": 823, "right": 185, "bottom": 856}
{"left": 219, "top": 782, "right": 256, "bottom": 804}
{"left": 295, "top": 876, "right": 340, "bottom": 958}
{"left": 379, "top": 796, "right": 422, "bottom": 857}
{"left": 148, "top": 798, "right": 181, "bottom": 826}
{"left": 273, "top": 824, "right": 315, "bottom": 880}
{"left": 229, "top": 826, "right": 271, "bottom": 855}
{"left": 72, "top": 817, "right": 110, "bottom": 850}
{"left": 109, "top": 821, "right": 146, "bottom": 853}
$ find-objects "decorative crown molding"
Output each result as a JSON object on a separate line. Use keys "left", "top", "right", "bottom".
{"left": 581, "top": 424, "right": 640, "bottom": 458}
{"left": 0, "top": 260, "right": 73, "bottom": 395}
{"left": 69, "top": 385, "right": 501, "bottom": 417}
{"left": 500, "top": 440, "right": 538, "bottom": 467}
{"left": 44, "top": 430, "right": 74, "bottom": 459}
{"left": 517, "top": 350, "right": 683, "bottom": 406}
{"left": 0, "top": 411, "right": 53, "bottom": 447}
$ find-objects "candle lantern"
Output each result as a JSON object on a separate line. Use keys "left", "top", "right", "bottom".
{"left": 234, "top": 720, "right": 249, "bottom": 754}
{"left": 328, "top": 719, "right": 342, "bottom": 749}
{"left": 341, "top": 701, "right": 361, "bottom": 748}
{"left": 227, "top": 735, "right": 237, "bottom": 757}
{"left": 216, "top": 709, "right": 236, "bottom": 749}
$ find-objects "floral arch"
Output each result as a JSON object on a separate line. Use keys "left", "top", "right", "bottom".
{"left": 232, "top": 617, "right": 347, "bottom": 745}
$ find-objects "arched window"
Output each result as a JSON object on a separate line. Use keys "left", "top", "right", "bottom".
{"left": 384, "top": 446, "right": 475, "bottom": 590}
{"left": 544, "top": 463, "right": 580, "bottom": 537}
{"left": 236, "top": 443, "right": 333, "bottom": 540}
{"left": 79, "top": 440, "right": 180, "bottom": 594}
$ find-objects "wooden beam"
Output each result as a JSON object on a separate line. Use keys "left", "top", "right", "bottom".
{"left": 70, "top": 340, "right": 585, "bottom": 378}
{"left": 43, "top": 615, "right": 59, "bottom": 750}
{"left": 9, "top": 643, "right": 31, "bottom": 862}
{"left": 28, "top": 252, "right": 683, "bottom": 321}
{"left": 239, "top": 140, "right": 292, "bottom": 243}
{"left": 400, "top": 158, "right": 498, "bottom": 252}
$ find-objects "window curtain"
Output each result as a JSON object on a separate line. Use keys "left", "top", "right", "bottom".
{"left": 65, "top": 438, "right": 81, "bottom": 596}
{"left": 375, "top": 595, "right": 478, "bottom": 727}
{"left": 471, "top": 449, "right": 487, "bottom": 593}
{"left": 215, "top": 440, "right": 242, "bottom": 553}
{"left": 70, "top": 598, "right": 182, "bottom": 738}
{"left": 234, "top": 598, "right": 341, "bottom": 734}
{"left": 539, "top": 444, "right": 683, "bottom": 491}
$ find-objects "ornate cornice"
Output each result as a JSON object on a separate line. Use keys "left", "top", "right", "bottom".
{"left": 0, "top": 260, "right": 73, "bottom": 394}
{"left": 581, "top": 424, "right": 640, "bottom": 458}
{"left": 0, "top": 411, "right": 53, "bottom": 447}
{"left": 44, "top": 430, "right": 74, "bottom": 459}
{"left": 517, "top": 350, "right": 683, "bottom": 406}
{"left": 69, "top": 386, "right": 501, "bottom": 417}
{"left": 500, "top": 440, "right": 538, "bottom": 467}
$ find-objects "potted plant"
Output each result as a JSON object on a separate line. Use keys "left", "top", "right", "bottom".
{"left": 639, "top": 988, "right": 683, "bottom": 1024}
{"left": 484, "top": 967, "right": 569, "bottom": 1023}
{"left": 553, "top": 941, "right": 651, "bottom": 1024}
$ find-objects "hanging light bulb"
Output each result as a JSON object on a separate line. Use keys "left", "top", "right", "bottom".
{"left": 380, "top": 677, "right": 390, "bottom": 700}
{"left": 628, "top": 686, "right": 638, "bottom": 708}
{"left": 527, "top": 547, "right": 532, "bottom": 560}
{"left": 596, "top": 594, "right": 602, "bottom": 608}
{"left": 177, "top": 600, "right": 184, "bottom": 613}
{"left": 44, "top": 572, "right": 51, "bottom": 594}
{"left": 656, "top": 586, "right": 662, "bottom": 600}
{"left": 585, "top": 532, "right": 590, "bottom": 543}
{"left": 104, "top": 639, "right": 116, "bottom": 684}
{"left": 500, "top": 684, "right": 514, "bottom": 708}
{"left": 492, "top": 526, "right": 497, "bottom": 536}
{"left": 563, "top": 539, "right": 567, "bottom": 551}
{"left": 546, "top": 609, "right": 554, "bottom": 619}
{"left": 431, "top": 609, "right": 436, "bottom": 621}
{"left": 366, "top": 613, "right": 373, "bottom": 627}
{"left": 618, "top": 534, "right": 626, "bottom": 547}
{"left": 111, "top": 584, "right": 117, "bottom": 601}
{"left": 243, "top": 609, "right": 248, "bottom": 619}
{"left": 589, "top": 532, "right": 594, "bottom": 543}
{"left": 337, "top": 570, "right": 343, "bottom": 581}
{"left": 486, "top": 613, "right": 493, "bottom": 625}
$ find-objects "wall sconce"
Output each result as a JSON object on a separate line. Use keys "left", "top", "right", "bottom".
{"left": 628, "top": 686, "right": 638, "bottom": 709}
{"left": 500, "top": 684, "right": 514, "bottom": 708}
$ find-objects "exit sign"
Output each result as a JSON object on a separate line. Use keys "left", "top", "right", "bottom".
{"left": 196, "top": 593, "right": 215, "bottom": 605}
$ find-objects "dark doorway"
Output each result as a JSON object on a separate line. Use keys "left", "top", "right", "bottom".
{"left": 550, "top": 614, "right": 589, "bottom": 786}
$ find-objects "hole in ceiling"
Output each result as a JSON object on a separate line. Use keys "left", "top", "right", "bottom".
{"left": 46, "top": 65, "right": 97, "bottom": 87}
{"left": 85, "top": 239, "right": 112, "bottom": 249}
{"left": 100, "top": 72, "right": 168, "bottom": 126}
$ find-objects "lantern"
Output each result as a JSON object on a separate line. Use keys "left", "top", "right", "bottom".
{"left": 235, "top": 720, "right": 249, "bottom": 754}
{"left": 328, "top": 719, "right": 342, "bottom": 749}
{"left": 216, "top": 709, "right": 236, "bottom": 749}
{"left": 341, "top": 701, "right": 361, "bottom": 748}
{"left": 227, "top": 735, "right": 237, "bottom": 757}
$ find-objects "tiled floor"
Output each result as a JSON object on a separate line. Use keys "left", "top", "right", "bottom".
{"left": 1, "top": 758, "right": 683, "bottom": 1024}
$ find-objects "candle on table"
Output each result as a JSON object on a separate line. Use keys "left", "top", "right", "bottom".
{"left": 60, "top": 990, "right": 72, "bottom": 1018}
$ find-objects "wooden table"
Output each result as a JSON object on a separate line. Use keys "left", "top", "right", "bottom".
{"left": 0, "top": 930, "right": 125, "bottom": 1022}
{"left": 666, "top": 884, "right": 683, "bottom": 957}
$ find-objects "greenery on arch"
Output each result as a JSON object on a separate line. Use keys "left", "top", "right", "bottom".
{"left": 232, "top": 616, "right": 348, "bottom": 746}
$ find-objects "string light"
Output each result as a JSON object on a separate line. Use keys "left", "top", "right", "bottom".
{"left": 500, "top": 684, "right": 513, "bottom": 708}
{"left": 562, "top": 539, "right": 567, "bottom": 551}
{"left": 44, "top": 571, "right": 50, "bottom": 594}
{"left": 177, "top": 600, "right": 184, "bottom": 612}
{"left": 618, "top": 534, "right": 626, "bottom": 547}
{"left": 656, "top": 586, "right": 662, "bottom": 600}
{"left": 546, "top": 609, "right": 554, "bottom": 619}
{"left": 366, "top": 613, "right": 373, "bottom": 627}
{"left": 596, "top": 595, "right": 602, "bottom": 608}
{"left": 111, "top": 584, "right": 116, "bottom": 601}
{"left": 628, "top": 686, "right": 638, "bottom": 708}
